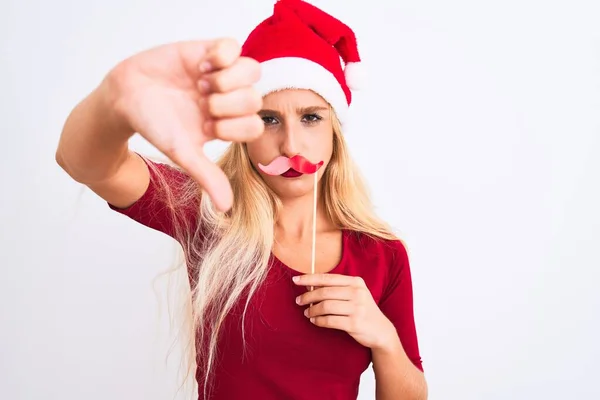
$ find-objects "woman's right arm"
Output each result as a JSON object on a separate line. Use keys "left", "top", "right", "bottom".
{"left": 55, "top": 38, "right": 263, "bottom": 213}
{"left": 55, "top": 77, "right": 150, "bottom": 209}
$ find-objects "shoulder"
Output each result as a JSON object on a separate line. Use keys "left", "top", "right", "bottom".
{"left": 143, "top": 156, "right": 198, "bottom": 200}
{"left": 144, "top": 156, "right": 201, "bottom": 218}
{"left": 344, "top": 230, "right": 410, "bottom": 294}
{"left": 144, "top": 156, "right": 192, "bottom": 188}
{"left": 108, "top": 154, "right": 201, "bottom": 238}
{"left": 345, "top": 229, "right": 409, "bottom": 268}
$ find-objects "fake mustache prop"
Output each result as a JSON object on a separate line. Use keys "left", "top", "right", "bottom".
{"left": 257, "top": 154, "right": 323, "bottom": 294}
{"left": 258, "top": 155, "right": 324, "bottom": 176}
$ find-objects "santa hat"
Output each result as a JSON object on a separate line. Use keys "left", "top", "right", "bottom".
{"left": 241, "top": 0, "right": 364, "bottom": 124}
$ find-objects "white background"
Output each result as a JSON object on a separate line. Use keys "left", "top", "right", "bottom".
{"left": 1, "top": 0, "right": 599, "bottom": 399}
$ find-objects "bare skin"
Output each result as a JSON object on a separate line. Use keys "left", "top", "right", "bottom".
{"left": 56, "top": 38, "right": 263, "bottom": 212}
{"left": 247, "top": 89, "right": 340, "bottom": 274}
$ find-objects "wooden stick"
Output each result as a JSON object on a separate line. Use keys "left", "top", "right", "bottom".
{"left": 310, "top": 172, "right": 317, "bottom": 295}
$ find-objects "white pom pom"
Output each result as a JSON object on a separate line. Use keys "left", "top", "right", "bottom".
{"left": 344, "top": 62, "right": 366, "bottom": 90}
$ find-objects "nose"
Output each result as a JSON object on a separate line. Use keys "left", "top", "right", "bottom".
{"left": 279, "top": 120, "right": 300, "bottom": 158}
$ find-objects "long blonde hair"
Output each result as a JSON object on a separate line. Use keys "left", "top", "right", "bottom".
{"left": 148, "top": 109, "right": 398, "bottom": 399}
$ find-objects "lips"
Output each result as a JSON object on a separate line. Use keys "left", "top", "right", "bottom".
{"left": 258, "top": 155, "right": 324, "bottom": 176}
{"left": 281, "top": 168, "right": 303, "bottom": 178}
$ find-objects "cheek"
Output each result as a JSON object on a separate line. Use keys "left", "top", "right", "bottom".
{"left": 246, "top": 136, "right": 273, "bottom": 164}
{"left": 310, "top": 126, "right": 334, "bottom": 161}
{"left": 245, "top": 143, "right": 259, "bottom": 163}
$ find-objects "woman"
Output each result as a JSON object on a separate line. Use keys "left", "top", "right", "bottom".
{"left": 56, "top": 0, "right": 427, "bottom": 399}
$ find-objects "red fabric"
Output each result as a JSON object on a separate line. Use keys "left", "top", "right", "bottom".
{"left": 280, "top": 0, "right": 361, "bottom": 64}
{"left": 241, "top": 0, "right": 359, "bottom": 105}
{"left": 109, "top": 160, "right": 423, "bottom": 399}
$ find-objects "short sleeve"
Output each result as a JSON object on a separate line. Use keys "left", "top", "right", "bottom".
{"left": 378, "top": 241, "right": 424, "bottom": 372}
{"left": 108, "top": 155, "right": 198, "bottom": 239}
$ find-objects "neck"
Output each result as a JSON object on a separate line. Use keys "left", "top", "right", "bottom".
{"left": 275, "top": 190, "right": 333, "bottom": 242}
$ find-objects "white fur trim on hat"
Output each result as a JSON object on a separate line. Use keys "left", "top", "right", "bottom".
{"left": 256, "top": 57, "right": 349, "bottom": 124}
{"left": 344, "top": 62, "right": 365, "bottom": 91}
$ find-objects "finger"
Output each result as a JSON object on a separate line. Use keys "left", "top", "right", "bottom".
{"left": 199, "top": 37, "right": 241, "bottom": 73}
{"left": 304, "top": 300, "right": 354, "bottom": 318}
{"left": 199, "top": 56, "right": 261, "bottom": 94}
{"left": 296, "top": 286, "right": 354, "bottom": 305}
{"left": 204, "top": 115, "right": 264, "bottom": 142}
{"left": 206, "top": 87, "right": 262, "bottom": 118}
{"left": 293, "top": 273, "right": 365, "bottom": 288}
{"left": 310, "top": 315, "right": 353, "bottom": 332}
{"left": 169, "top": 145, "right": 233, "bottom": 212}
{"left": 175, "top": 40, "right": 210, "bottom": 78}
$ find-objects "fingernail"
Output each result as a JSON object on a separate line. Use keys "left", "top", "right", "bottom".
{"left": 310, "top": 318, "right": 315, "bottom": 323}
{"left": 295, "top": 296, "right": 301, "bottom": 304}
{"left": 199, "top": 61, "right": 212, "bottom": 73}
{"left": 304, "top": 309, "right": 309, "bottom": 317}
{"left": 292, "top": 276, "right": 299, "bottom": 283}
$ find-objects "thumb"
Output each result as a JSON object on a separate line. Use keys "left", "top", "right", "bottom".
{"left": 171, "top": 146, "right": 233, "bottom": 213}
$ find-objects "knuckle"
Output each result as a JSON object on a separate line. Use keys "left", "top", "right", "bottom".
{"left": 210, "top": 73, "right": 227, "bottom": 92}
{"left": 212, "top": 120, "right": 226, "bottom": 138}
{"left": 245, "top": 88, "right": 263, "bottom": 112}
{"left": 240, "top": 57, "right": 262, "bottom": 82}
{"left": 207, "top": 95, "right": 219, "bottom": 116}
{"left": 301, "top": 294, "right": 311, "bottom": 304}
{"left": 214, "top": 37, "right": 241, "bottom": 64}
{"left": 210, "top": 57, "right": 258, "bottom": 93}
{"left": 212, "top": 89, "right": 260, "bottom": 116}
{"left": 218, "top": 37, "right": 240, "bottom": 51}
{"left": 353, "top": 276, "right": 365, "bottom": 286}
{"left": 352, "top": 287, "right": 363, "bottom": 299}
{"left": 248, "top": 115, "right": 264, "bottom": 138}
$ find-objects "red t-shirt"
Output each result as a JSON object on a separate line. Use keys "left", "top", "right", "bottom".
{"left": 109, "top": 159, "right": 423, "bottom": 399}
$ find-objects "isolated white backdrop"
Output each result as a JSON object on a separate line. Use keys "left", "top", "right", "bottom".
{"left": 1, "top": 0, "right": 599, "bottom": 399}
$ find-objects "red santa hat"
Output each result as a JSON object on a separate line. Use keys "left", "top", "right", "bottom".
{"left": 241, "top": 0, "right": 364, "bottom": 124}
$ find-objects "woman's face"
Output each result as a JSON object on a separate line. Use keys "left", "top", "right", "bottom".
{"left": 246, "top": 89, "right": 334, "bottom": 199}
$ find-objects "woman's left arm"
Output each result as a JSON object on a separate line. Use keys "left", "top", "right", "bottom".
{"left": 294, "top": 272, "right": 427, "bottom": 400}
{"left": 371, "top": 331, "right": 428, "bottom": 400}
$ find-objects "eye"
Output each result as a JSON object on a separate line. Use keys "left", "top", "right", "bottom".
{"left": 302, "top": 113, "right": 323, "bottom": 124}
{"left": 261, "top": 116, "right": 278, "bottom": 125}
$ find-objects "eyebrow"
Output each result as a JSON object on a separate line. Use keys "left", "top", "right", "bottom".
{"left": 259, "top": 106, "right": 329, "bottom": 116}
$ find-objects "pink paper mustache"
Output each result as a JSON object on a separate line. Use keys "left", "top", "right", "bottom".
{"left": 258, "top": 155, "right": 324, "bottom": 176}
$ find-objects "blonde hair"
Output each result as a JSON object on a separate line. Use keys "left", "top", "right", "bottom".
{"left": 148, "top": 109, "right": 398, "bottom": 399}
